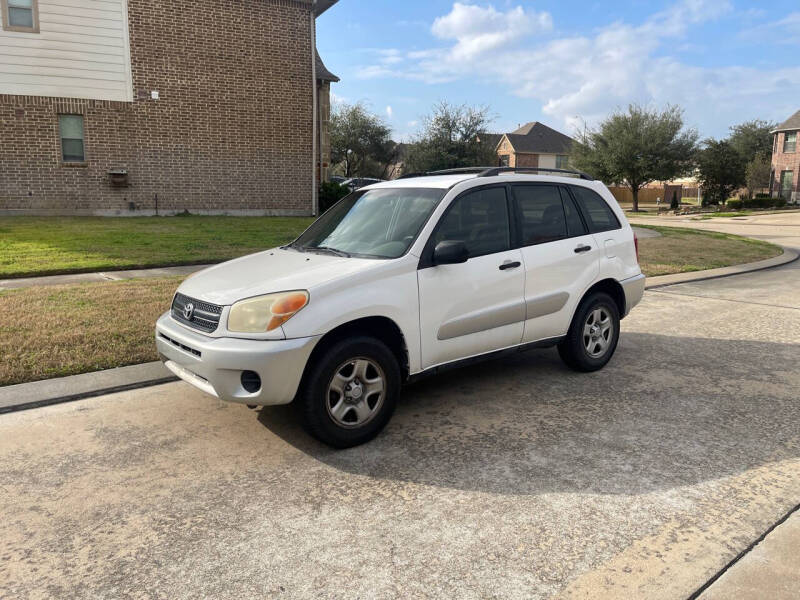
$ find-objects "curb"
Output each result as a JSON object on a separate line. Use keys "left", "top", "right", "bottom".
{"left": 645, "top": 247, "right": 798, "bottom": 289}
{"left": 0, "top": 264, "right": 213, "bottom": 290}
{"left": 0, "top": 362, "right": 177, "bottom": 415}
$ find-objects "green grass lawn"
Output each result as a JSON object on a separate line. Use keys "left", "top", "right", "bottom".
{"left": 636, "top": 225, "right": 782, "bottom": 276}
{"left": 0, "top": 225, "right": 784, "bottom": 386}
{"left": 0, "top": 216, "right": 315, "bottom": 278}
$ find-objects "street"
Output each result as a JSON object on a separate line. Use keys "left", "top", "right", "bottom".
{"left": 1, "top": 214, "right": 799, "bottom": 599}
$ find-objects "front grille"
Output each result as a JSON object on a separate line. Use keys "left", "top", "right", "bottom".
{"left": 171, "top": 293, "right": 222, "bottom": 333}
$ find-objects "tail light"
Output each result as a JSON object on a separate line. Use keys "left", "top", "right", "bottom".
{"left": 633, "top": 232, "right": 640, "bottom": 263}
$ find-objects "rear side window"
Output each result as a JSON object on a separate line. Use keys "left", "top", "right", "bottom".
{"left": 512, "top": 185, "right": 568, "bottom": 245}
{"left": 434, "top": 187, "right": 510, "bottom": 258}
{"left": 570, "top": 186, "right": 621, "bottom": 233}
{"left": 560, "top": 188, "right": 588, "bottom": 237}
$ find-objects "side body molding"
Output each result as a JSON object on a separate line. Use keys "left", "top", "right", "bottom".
{"left": 436, "top": 291, "right": 569, "bottom": 341}
{"left": 525, "top": 291, "right": 569, "bottom": 320}
{"left": 437, "top": 299, "right": 525, "bottom": 341}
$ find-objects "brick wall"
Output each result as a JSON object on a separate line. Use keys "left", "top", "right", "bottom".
{"left": 0, "top": 0, "right": 315, "bottom": 215}
{"left": 497, "top": 137, "right": 514, "bottom": 167}
{"left": 771, "top": 131, "right": 800, "bottom": 202}
{"left": 514, "top": 153, "right": 539, "bottom": 168}
{"left": 317, "top": 80, "right": 332, "bottom": 183}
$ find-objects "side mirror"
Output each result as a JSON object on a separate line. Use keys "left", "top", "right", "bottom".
{"left": 433, "top": 240, "right": 469, "bottom": 265}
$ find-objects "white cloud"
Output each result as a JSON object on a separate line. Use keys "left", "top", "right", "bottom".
{"left": 431, "top": 2, "right": 552, "bottom": 60}
{"left": 386, "top": 105, "right": 393, "bottom": 118}
{"left": 357, "top": 0, "right": 800, "bottom": 136}
{"left": 642, "top": 0, "right": 732, "bottom": 37}
{"left": 742, "top": 12, "right": 800, "bottom": 45}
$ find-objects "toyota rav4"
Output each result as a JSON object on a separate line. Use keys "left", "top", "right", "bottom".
{"left": 156, "top": 167, "right": 645, "bottom": 447}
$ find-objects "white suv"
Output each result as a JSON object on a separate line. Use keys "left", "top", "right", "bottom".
{"left": 156, "top": 168, "right": 645, "bottom": 447}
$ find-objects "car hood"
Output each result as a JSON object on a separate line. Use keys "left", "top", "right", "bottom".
{"left": 177, "top": 248, "right": 380, "bottom": 305}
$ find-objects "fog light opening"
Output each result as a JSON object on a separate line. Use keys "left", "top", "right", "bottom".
{"left": 241, "top": 371, "right": 261, "bottom": 394}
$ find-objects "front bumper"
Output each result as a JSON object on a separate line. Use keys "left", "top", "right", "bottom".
{"left": 155, "top": 312, "right": 319, "bottom": 406}
{"left": 620, "top": 273, "right": 646, "bottom": 316}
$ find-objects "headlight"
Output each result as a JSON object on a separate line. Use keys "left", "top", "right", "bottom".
{"left": 227, "top": 291, "right": 309, "bottom": 333}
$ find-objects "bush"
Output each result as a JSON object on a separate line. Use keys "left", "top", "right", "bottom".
{"left": 731, "top": 195, "right": 786, "bottom": 209}
{"left": 318, "top": 181, "right": 350, "bottom": 213}
{"left": 726, "top": 199, "right": 743, "bottom": 210}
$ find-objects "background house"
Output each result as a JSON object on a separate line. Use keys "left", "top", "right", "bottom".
{"left": 770, "top": 109, "right": 799, "bottom": 203}
{"left": 0, "top": 0, "right": 339, "bottom": 216}
{"left": 495, "top": 122, "right": 574, "bottom": 170}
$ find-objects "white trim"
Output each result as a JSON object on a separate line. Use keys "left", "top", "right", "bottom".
{"left": 120, "top": 0, "right": 133, "bottom": 102}
{"left": 311, "top": 10, "right": 318, "bottom": 216}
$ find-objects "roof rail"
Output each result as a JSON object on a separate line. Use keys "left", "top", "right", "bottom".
{"left": 478, "top": 167, "right": 594, "bottom": 180}
{"left": 396, "top": 166, "right": 594, "bottom": 181}
{"left": 427, "top": 167, "right": 498, "bottom": 175}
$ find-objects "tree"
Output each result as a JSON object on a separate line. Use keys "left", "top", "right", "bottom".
{"left": 404, "top": 102, "right": 497, "bottom": 173}
{"left": 570, "top": 104, "right": 698, "bottom": 212}
{"left": 696, "top": 139, "right": 746, "bottom": 205}
{"left": 745, "top": 154, "right": 772, "bottom": 197}
{"left": 728, "top": 119, "right": 776, "bottom": 164}
{"left": 330, "top": 102, "right": 394, "bottom": 178}
{"left": 670, "top": 189, "right": 680, "bottom": 211}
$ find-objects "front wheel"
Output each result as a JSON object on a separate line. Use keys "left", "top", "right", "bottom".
{"left": 558, "top": 292, "right": 620, "bottom": 372}
{"left": 297, "top": 336, "right": 400, "bottom": 448}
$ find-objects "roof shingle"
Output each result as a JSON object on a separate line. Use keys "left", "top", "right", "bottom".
{"left": 503, "top": 122, "right": 574, "bottom": 154}
{"left": 315, "top": 50, "right": 339, "bottom": 82}
{"left": 772, "top": 109, "right": 800, "bottom": 133}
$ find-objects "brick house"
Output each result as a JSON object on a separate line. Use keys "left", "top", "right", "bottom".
{"left": 0, "top": 0, "right": 339, "bottom": 216}
{"left": 494, "top": 122, "right": 574, "bottom": 170}
{"left": 770, "top": 109, "right": 799, "bottom": 203}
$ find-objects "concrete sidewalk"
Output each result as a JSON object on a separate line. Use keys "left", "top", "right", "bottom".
{"left": 0, "top": 264, "right": 212, "bottom": 290}
{"left": 698, "top": 509, "right": 800, "bottom": 599}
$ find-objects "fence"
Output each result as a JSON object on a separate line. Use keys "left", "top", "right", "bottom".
{"left": 607, "top": 187, "right": 664, "bottom": 205}
{"left": 607, "top": 186, "right": 702, "bottom": 206}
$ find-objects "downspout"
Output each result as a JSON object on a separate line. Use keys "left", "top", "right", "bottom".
{"left": 311, "top": 4, "right": 319, "bottom": 216}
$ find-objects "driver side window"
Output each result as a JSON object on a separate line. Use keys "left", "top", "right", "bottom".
{"left": 434, "top": 187, "right": 510, "bottom": 259}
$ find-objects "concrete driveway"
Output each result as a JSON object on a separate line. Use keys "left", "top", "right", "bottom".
{"left": 1, "top": 214, "right": 799, "bottom": 599}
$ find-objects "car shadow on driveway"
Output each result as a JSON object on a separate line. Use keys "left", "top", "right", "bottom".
{"left": 257, "top": 332, "right": 800, "bottom": 496}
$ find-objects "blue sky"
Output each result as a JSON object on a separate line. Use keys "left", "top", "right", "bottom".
{"left": 316, "top": 1, "right": 800, "bottom": 141}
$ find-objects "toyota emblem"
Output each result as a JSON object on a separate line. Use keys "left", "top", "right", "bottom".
{"left": 183, "top": 302, "right": 195, "bottom": 320}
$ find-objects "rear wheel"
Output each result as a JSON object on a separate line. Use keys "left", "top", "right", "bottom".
{"left": 558, "top": 292, "right": 620, "bottom": 372}
{"left": 298, "top": 336, "right": 400, "bottom": 448}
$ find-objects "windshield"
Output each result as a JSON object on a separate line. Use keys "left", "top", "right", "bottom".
{"left": 291, "top": 187, "right": 445, "bottom": 258}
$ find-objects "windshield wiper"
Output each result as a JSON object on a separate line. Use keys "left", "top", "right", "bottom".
{"left": 309, "top": 246, "right": 351, "bottom": 258}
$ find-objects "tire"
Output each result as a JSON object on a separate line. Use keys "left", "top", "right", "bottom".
{"left": 297, "top": 336, "right": 400, "bottom": 448}
{"left": 558, "top": 292, "right": 620, "bottom": 372}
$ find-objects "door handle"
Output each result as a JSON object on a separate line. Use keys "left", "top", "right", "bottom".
{"left": 574, "top": 244, "right": 592, "bottom": 253}
{"left": 499, "top": 261, "right": 521, "bottom": 270}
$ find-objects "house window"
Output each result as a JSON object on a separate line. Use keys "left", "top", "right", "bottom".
{"left": 556, "top": 155, "right": 569, "bottom": 169}
{"left": 783, "top": 132, "right": 797, "bottom": 153}
{"left": 59, "top": 115, "right": 85, "bottom": 162}
{"left": 499, "top": 155, "right": 510, "bottom": 167}
{"left": 2, "top": 0, "right": 39, "bottom": 32}
{"left": 780, "top": 170, "right": 794, "bottom": 198}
